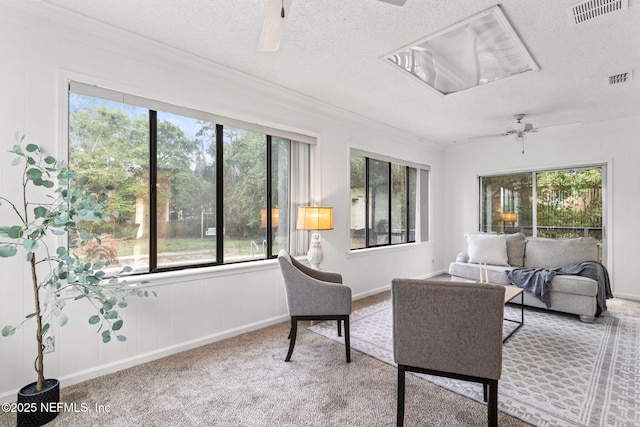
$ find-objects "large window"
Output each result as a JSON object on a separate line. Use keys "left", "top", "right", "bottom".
{"left": 480, "top": 166, "right": 604, "bottom": 242}
{"left": 68, "top": 83, "right": 309, "bottom": 275}
{"left": 350, "top": 152, "right": 428, "bottom": 249}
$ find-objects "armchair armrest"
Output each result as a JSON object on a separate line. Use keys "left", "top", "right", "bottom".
{"left": 290, "top": 255, "right": 343, "bottom": 284}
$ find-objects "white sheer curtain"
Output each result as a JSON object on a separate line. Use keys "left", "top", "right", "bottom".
{"left": 289, "top": 141, "right": 310, "bottom": 255}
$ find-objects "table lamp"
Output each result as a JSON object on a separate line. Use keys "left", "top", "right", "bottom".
{"left": 296, "top": 206, "right": 333, "bottom": 269}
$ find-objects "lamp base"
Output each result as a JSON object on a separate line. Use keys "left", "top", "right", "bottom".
{"left": 307, "top": 233, "right": 324, "bottom": 269}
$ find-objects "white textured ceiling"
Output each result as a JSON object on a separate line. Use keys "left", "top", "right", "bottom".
{"left": 29, "top": 0, "right": 640, "bottom": 144}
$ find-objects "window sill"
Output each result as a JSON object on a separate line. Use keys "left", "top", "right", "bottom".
{"left": 347, "top": 241, "right": 432, "bottom": 258}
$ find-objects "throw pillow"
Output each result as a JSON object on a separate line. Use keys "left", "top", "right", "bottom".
{"left": 467, "top": 233, "right": 509, "bottom": 266}
{"left": 505, "top": 233, "right": 526, "bottom": 267}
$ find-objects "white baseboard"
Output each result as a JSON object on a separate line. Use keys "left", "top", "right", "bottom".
{"left": 352, "top": 270, "right": 446, "bottom": 301}
{"left": 1, "top": 314, "right": 289, "bottom": 404}
{"left": 613, "top": 292, "right": 640, "bottom": 301}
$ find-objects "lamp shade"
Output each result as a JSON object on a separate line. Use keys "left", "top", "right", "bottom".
{"left": 260, "top": 208, "right": 279, "bottom": 228}
{"left": 296, "top": 206, "right": 333, "bottom": 230}
{"left": 499, "top": 212, "right": 517, "bottom": 222}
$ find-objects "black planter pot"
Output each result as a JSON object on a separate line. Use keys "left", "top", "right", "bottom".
{"left": 16, "top": 379, "right": 60, "bottom": 427}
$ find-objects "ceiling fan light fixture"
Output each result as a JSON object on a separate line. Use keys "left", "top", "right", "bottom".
{"left": 516, "top": 133, "right": 526, "bottom": 154}
{"left": 511, "top": 121, "right": 527, "bottom": 132}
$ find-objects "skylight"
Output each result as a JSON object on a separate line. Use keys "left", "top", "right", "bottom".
{"left": 385, "top": 5, "right": 539, "bottom": 95}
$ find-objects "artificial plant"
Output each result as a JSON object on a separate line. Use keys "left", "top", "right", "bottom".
{"left": 0, "top": 134, "right": 151, "bottom": 392}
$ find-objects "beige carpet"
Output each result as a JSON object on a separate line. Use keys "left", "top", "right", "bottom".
{"left": 1, "top": 291, "right": 536, "bottom": 427}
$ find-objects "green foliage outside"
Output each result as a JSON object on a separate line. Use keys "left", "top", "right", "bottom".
{"left": 481, "top": 168, "right": 602, "bottom": 240}
{"left": 69, "top": 95, "right": 275, "bottom": 270}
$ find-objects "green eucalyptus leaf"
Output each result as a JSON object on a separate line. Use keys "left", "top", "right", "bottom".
{"left": 26, "top": 168, "right": 43, "bottom": 181}
{"left": 10, "top": 141, "right": 22, "bottom": 153}
{"left": 116, "top": 335, "right": 126, "bottom": 342}
{"left": 88, "top": 315, "right": 100, "bottom": 325}
{"left": 44, "top": 156, "right": 56, "bottom": 165}
{"left": 59, "top": 314, "right": 69, "bottom": 327}
{"left": 11, "top": 157, "right": 22, "bottom": 166}
{"left": 25, "top": 143, "right": 38, "bottom": 153}
{"left": 2, "top": 325, "right": 16, "bottom": 336}
{"left": 112, "top": 320, "right": 123, "bottom": 331}
{"left": 118, "top": 301, "right": 128, "bottom": 308}
{"left": 42, "top": 180, "right": 55, "bottom": 189}
{"left": 8, "top": 226, "right": 23, "bottom": 239}
{"left": 51, "top": 228, "right": 65, "bottom": 235}
{"left": 0, "top": 244, "right": 18, "bottom": 257}
{"left": 41, "top": 323, "right": 50, "bottom": 336}
{"left": 25, "top": 312, "right": 37, "bottom": 319}
{"left": 34, "top": 206, "right": 47, "bottom": 218}
{"left": 23, "top": 239, "right": 38, "bottom": 252}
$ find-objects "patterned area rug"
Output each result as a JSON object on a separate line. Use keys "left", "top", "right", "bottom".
{"left": 309, "top": 299, "right": 640, "bottom": 427}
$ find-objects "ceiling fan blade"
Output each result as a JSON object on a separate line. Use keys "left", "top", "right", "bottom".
{"left": 536, "top": 121, "right": 582, "bottom": 131}
{"left": 258, "top": 0, "right": 293, "bottom": 52}
{"left": 377, "top": 0, "right": 408, "bottom": 5}
{"left": 467, "top": 133, "right": 508, "bottom": 140}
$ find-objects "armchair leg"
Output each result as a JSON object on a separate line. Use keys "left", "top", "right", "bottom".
{"left": 285, "top": 317, "right": 298, "bottom": 362}
{"left": 337, "top": 319, "right": 342, "bottom": 337}
{"left": 397, "top": 365, "right": 406, "bottom": 427}
{"left": 483, "top": 383, "right": 488, "bottom": 402}
{"left": 487, "top": 379, "right": 498, "bottom": 427}
{"left": 343, "top": 316, "right": 351, "bottom": 363}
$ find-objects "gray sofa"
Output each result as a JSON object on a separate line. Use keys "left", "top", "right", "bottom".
{"left": 448, "top": 233, "right": 602, "bottom": 322}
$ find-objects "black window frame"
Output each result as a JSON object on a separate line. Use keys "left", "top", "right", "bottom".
{"left": 351, "top": 153, "right": 421, "bottom": 250}
{"left": 68, "top": 82, "right": 310, "bottom": 276}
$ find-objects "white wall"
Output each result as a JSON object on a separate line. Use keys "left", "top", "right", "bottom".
{"left": 0, "top": 4, "right": 445, "bottom": 400}
{"left": 443, "top": 116, "right": 640, "bottom": 301}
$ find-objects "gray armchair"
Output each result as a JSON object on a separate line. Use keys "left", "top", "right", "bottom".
{"left": 392, "top": 279, "right": 505, "bottom": 427}
{"left": 278, "top": 249, "right": 352, "bottom": 362}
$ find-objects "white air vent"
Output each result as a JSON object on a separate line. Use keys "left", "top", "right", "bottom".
{"left": 568, "top": 0, "right": 628, "bottom": 25}
{"left": 608, "top": 70, "right": 633, "bottom": 85}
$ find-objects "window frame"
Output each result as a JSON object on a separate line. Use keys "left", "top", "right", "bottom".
{"left": 68, "top": 81, "right": 313, "bottom": 275}
{"left": 478, "top": 164, "right": 607, "bottom": 258}
{"left": 349, "top": 149, "right": 429, "bottom": 250}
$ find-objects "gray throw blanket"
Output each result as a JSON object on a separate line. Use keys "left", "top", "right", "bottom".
{"left": 506, "top": 261, "right": 613, "bottom": 316}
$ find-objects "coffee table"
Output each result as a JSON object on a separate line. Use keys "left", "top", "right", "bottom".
{"left": 503, "top": 285, "right": 524, "bottom": 343}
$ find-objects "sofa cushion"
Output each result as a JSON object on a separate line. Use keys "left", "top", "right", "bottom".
{"left": 551, "top": 275, "right": 598, "bottom": 297}
{"left": 505, "top": 233, "right": 526, "bottom": 267}
{"left": 524, "top": 237, "right": 598, "bottom": 268}
{"left": 466, "top": 233, "right": 509, "bottom": 266}
{"left": 449, "top": 262, "right": 513, "bottom": 285}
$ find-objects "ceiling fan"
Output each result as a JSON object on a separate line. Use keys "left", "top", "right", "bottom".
{"left": 468, "top": 114, "right": 537, "bottom": 146}
{"left": 258, "top": 0, "right": 408, "bottom": 52}
{"left": 469, "top": 113, "right": 582, "bottom": 153}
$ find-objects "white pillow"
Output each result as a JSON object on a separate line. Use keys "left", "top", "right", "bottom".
{"left": 467, "top": 233, "right": 509, "bottom": 266}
